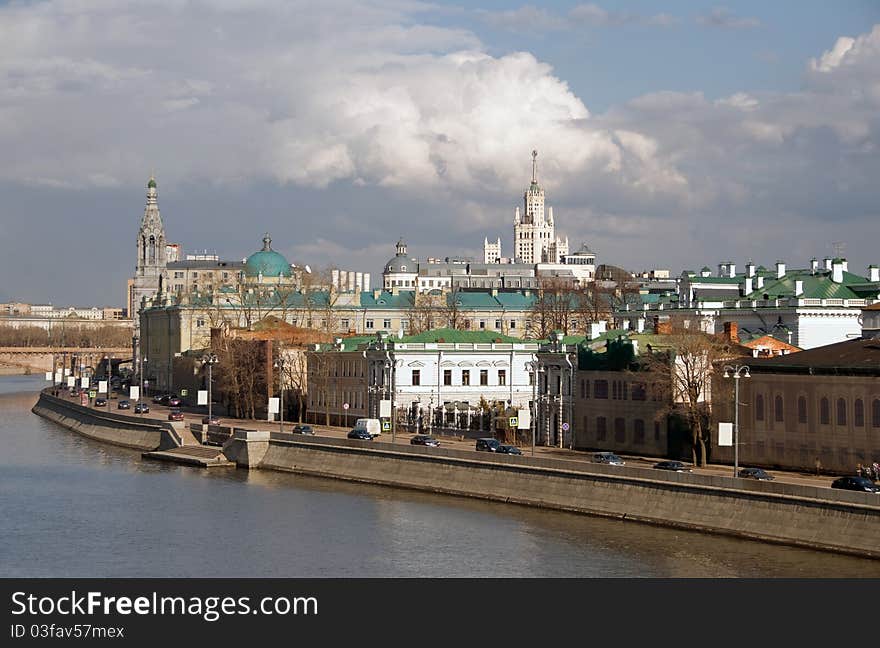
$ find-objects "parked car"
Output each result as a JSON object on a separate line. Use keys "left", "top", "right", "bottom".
{"left": 347, "top": 428, "right": 373, "bottom": 440}
{"left": 293, "top": 424, "right": 315, "bottom": 435}
{"left": 134, "top": 403, "right": 150, "bottom": 414}
{"left": 475, "top": 437, "right": 502, "bottom": 452}
{"left": 202, "top": 415, "right": 220, "bottom": 425}
{"left": 94, "top": 397, "right": 107, "bottom": 407}
{"left": 117, "top": 400, "right": 131, "bottom": 410}
{"left": 653, "top": 460, "right": 691, "bottom": 472}
{"left": 831, "top": 476, "right": 880, "bottom": 493}
{"left": 738, "top": 467, "right": 774, "bottom": 481}
{"left": 410, "top": 434, "right": 440, "bottom": 447}
{"left": 167, "top": 397, "right": 182, "bottom": 407}
{"left": 167, "top": 409, "right": 185, "bottom": 421}
{"left": 592, "top": 452, "right": 625, "bottom": 466}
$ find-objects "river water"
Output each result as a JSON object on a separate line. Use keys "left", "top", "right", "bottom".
{"left": 2, "top": 375, "right": 879, "bottom": 577}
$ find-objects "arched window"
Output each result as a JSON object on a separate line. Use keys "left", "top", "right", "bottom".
{"left": 634, "top": 419, "right": 645, "bottom": 444}
{"left": 798, "top": 396, "right": 807, "bottom": 424}
{"left": 148, "top": 235, "right": 156, "bottom": 264}
{"left": 820, "top": 397, "right": 830, "bottom": 425}
{"left": 854, "top": 399, "right": 864, "bottom": 427}
{"left": 755, "top": 394, "right": 764, "bottom": 421}
{"left": 774, "top": 395, "right": 784, "bottom": 422}
{"left": 614, "top": 418, "right": 625, "bottom": 443}
{"left": 873, "top": 399, "right": 880, "bottom": 428}
{"left": 837, "top": 398, "right": 847, "bottom": 426}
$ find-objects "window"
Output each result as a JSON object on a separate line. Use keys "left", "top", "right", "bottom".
{"left": 855, "top": 399, "right": 864, "bottom": 427}
{"left": 820, "top": 397, "right": 830, "bottom": 425}
{"left": 196, "top": 318, "right": 205, "bottom": 327}
{"left": 174, "top": 271, "right": 184, "bottom": 279}
{"left": 443, "top": 370, "right": 452, "bottom": 386}
{"left": 654, "top": 421, "right": 661, "bottom": 441}
{"left": 479, "top": 320, "right": 486, "bottom": 330}
{"left": 596, "top": 417, "right": 607, "bottom": 441}
{"left": 594, "top": 380, "right": 608, "bottom": 399}
{"left": 755, "top": 394, "right": 764, "bottom": 421}
{"left": 341, "top": 319, "right": 350, "bottom": 329}
{"left": 634, "top": 419, "right": 645, "bottom": 444}
{"left": 798, "top": 396, "right": 807, "bottom": 424}
{"left": 480, "top": 370, "right": 488, "bottom": 386}
{"left": 192, "top": 272, "right": 198, "bottom": 278}
{"left": 411, "top": 370, "right": 421, "bottom": 386}
{"left": 462, "top": 370, "right": 470, "bottom": 386}
{"left": 510, "top": 320, "right": 516, "bottom": 329}
{"left": 402, "top": 319, "right": 409, "bottom": 330}
{"left": 366, "top": 319, "right": 374, "bottom": 329}
{"left": 836, "top": 398, "right": 847, "bottom": 426}
{"left": 873, "top": 399, "right": 880, "bottom": 427}
{"left": 383, "top": 319, "right": 391, "bottom": 329}
{"left": 498, "top": 370, "right": 506, "bottom": 386}
{"left": 775, "top": 395, "right": 784, "bottom": 422}
{"left": 614, "top": 417, "right": 625, "bottom": 443}
{"left": 495, "top": 319, "right": 502, "bottom": 329}
{"left": 632, "top": 383, "right": 646, "bottom": 401}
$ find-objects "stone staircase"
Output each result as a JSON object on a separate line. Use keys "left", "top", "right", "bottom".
{"left": 142, "top": 443, "right": 234, "bottom": 468}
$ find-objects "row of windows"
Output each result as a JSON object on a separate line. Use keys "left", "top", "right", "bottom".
{"left": 587, "top": 417, "right": 662, "bottom": 444}
{"left": 755, "top": 395, "right": 880, "bottom": 428}
{"left": 580, "top": 379, "right": 656, "bottom": 401}
{"left": 414, "top": 369, "right": 507, "bottom": 387}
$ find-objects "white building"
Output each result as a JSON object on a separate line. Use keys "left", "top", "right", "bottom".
{"left": 511, "top": 150, "right": 568, "bottom": 265}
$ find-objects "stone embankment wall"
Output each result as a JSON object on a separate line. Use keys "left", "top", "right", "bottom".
{"left": 32, "top": 391, "right": 179, "bottom": 451}
{"left": 231, "top": 434, "right": 880, "bottom": 559}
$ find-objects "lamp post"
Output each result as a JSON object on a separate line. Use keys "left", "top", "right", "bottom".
{"left": 527, "top": 361, "right": 544, "bottom": 456}
{"left": 139, "top": 356, "right": 148, "bottom": 414}
{"left": 722, "top": 364, "right": 750, "bottom": 478}
{"left": 202, "top": 353, "right": 218, "bottom": 425}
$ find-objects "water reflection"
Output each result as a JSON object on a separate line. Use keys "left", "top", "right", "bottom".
{"left": 2, "top": 375, "right": 879, "bottom": 577}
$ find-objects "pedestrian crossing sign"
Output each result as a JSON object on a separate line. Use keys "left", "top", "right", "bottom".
{"left": 509, "top": 417, "right": 518, "bottom": 428}
{"left": 382, "top": 421, "right": 391, "bottom": 431}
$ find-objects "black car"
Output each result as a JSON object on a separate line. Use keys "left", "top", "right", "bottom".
{"left": 738, "top": 467, "right": 774, "bottom": 481}
{"left": 410, "top": 434, "right": 440, "bottom": 447}
{"left": 94, "top": 397, "right": 107, "bottom": 407}
{"left": 497, "top": 445, "right": 522, "bottom": 455}
{"left": 653, "top": 460, "right": 691, "bottom": 472}
{"left": 347, "top": 428, "right": 373, "bottom": 440}
{"left": 134, "top": 403, "right": 150, "bottom": 414}
{"left": 293, "top": 424, "right": 315, "bottom": 435}
{"left": 117, "top": 400, "right": 131, "bottom": 409}
{"left": 475, "top": 438, "right": 502, "bottom": 452}
{"left": 202, "top": 415, "right": 220, "bottom": 425}
{"left": 167, "top": 397, "right": 182, "bottom": 407}
{"left": 152, "top": 394, "right": 171, "bottom": 405}
{"left": 831, "top": 476, "right": 880, "bottom": 493}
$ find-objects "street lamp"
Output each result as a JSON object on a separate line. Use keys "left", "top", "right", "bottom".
{"left": 273, "top": 353, "right": 285, "bottom": 433}
{"left": 526, "top": 361, "right": 544, "bottom": 456}
{"left": 202, "top": 353, "right": 218, "bottom": 426}
{"left": 722, "top": 364, "right": 750, "bottom": 478}
{"left": 139, "top": 356, "right": 148, "bottom": 414}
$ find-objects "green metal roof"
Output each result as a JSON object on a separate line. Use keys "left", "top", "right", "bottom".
{"left": 400, "top": 328, "right": 522, "bottom": 344}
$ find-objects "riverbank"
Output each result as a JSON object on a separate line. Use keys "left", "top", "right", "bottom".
{"left": 32, "top": 389, "right": 880, "bottom": 560}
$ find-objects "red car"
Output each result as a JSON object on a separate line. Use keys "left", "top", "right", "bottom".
{"left": 168, "top": 409, "right": 185, "bottom": 421}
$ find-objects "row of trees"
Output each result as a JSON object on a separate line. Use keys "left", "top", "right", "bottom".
{"left": 0, "top": 324, "right": 132, "bottom": 347}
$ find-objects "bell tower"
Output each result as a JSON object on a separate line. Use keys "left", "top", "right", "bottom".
{"left": 131, "top": 176, "right": 168, "bottom": 341}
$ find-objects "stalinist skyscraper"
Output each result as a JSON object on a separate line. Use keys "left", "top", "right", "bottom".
{"left": 485, "top": 150, "right": 568, "bottom": 265}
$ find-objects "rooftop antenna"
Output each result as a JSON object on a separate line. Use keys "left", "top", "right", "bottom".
{"left": 531, "top": 149, "right": 538, "bottom": 183}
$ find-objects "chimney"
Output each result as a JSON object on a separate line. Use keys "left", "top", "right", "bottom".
{"left": 832, "top": 259, "right": 844, "bottom": 283}
{"left": 842, "top": 259, "right": 848, "bottom": 272}
{"left": 869, "top": 266, "right": 879, "bottom": 282}
{"left": 723, "top": 321, "right": 739, "bottom": 342}
{"left": 728, "top": 262, "right": 736, "bottom": 278}
{"left": 795, "top": 280, "right": 804, "bottom": 296}
{"left": 746, "top": 261, "right": 756, "bottom": 278}
{"left": 718, "top": 263, "right": 726, "bottom": 278}
{"left": 811, "top": 258, "right": 819, "bottom": 274}
{"left": 363, "top": 273, "right": 371, "bottom": 291}
{"left": 743, "top": 276, "right": 753, "bottom": 296}
{"left": 824, "top": 257, "right": 832, "bottom": 271}
{"left": 756, "top": 276, "right": 765, "bottom": 290}
{"left": 636, "top": 317, "right": 645, "bottom": 333}
{"left": 776, "top": 260, "right": 786, "bottom": 279}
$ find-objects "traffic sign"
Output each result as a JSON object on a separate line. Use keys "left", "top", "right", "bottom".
{"left": 508, "top": 417, "right": 518, "bottom": 428}
{"left": 180, "top": 389, "right": 188, "bottom": 397}
{"left": 343, "top": 403, "right": 350, "bottom": 410}
{"left": 89, "top": 390, "right": 97, "bottom": 399}
{"left": 562, "top": 422, "right": 570, "bottom": 431}
{"left": 382, "top": 421, "right": 391, "bottom": 431}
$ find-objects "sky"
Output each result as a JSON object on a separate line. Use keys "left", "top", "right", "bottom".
{"left": 1, "top": 0, "right": 879, "bottom": 306}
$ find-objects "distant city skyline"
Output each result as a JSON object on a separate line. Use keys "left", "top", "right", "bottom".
{"left": 1, "top": 1, "right": 879, "bottom": 305}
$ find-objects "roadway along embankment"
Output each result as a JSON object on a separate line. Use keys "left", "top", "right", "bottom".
{"left": 232, "top": 433, "right": 880, "bottom": 560}
{"left": 32, "top": 390, "right": 181, "bottom": 451}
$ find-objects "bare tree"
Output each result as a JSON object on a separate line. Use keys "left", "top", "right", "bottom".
{"left": 527, "top": 277, "right": 574, "bottom": 338}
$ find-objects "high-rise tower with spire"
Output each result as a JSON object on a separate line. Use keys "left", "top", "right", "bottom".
{"left": 131, "top": 176, "right": 168, "bottom": 342}
{"left": 510, "top": 150, "right": 568, "bottom": 264}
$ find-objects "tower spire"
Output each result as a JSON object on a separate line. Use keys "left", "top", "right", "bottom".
{"left": 531, "top": 149, "right": 538, "bottom": 184}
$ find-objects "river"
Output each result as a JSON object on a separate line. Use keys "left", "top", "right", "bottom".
{"left": 2, "top": 374, "right": 879, "bottom": 577}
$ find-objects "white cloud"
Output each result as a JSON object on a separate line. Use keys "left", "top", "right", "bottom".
{"left": 696, "top": 7, "right": 761, "bottom": 29}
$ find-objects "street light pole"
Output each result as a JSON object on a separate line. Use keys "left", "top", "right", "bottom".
{"left": 723, "top": 364, "right": 750, "bottom": 478}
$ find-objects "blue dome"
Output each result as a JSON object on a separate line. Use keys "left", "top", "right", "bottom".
{"left": 245, "top": 234, "right": 292, "bottom": 278}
